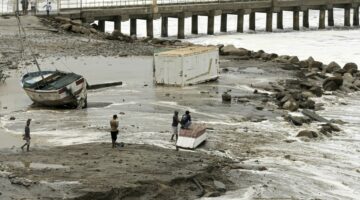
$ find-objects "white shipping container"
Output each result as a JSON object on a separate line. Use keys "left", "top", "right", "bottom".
{"left": 153, "top": 46, "right": 220, "bottom": 86}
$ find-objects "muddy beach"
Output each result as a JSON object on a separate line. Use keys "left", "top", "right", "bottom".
{"left": 1, "top": 15, "right": 360, "bottom": 200}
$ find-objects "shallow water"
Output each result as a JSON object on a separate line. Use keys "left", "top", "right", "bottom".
{"left": 0, "top": 56, "right": 277, "bottom": 147}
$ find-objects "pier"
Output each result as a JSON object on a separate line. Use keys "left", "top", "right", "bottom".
{"left": 14, "top": 0, "right": 360, "bottom": 38}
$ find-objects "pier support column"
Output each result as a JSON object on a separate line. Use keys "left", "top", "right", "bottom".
{"left": 220, "top": 14, "right": 227, "bottom": 32}
{"left": 266, "top": 11, "right": 273, "bottom": 32}
{"left": 146, "top": 18, "right": 153, "bottom": 38}
{"left": 161, "top": 17, "right": 168, "bottom": 37}
{"left": 354, "top": 6, "right": 359, "bottom": 26}
{"left": 249, "top": 12, "right": 256, "bottom": 31}
{"left": 319, "top": 9, "right": 326, "bottom": 29}
{"left": 303, "top": 10, "right": 309, "bottom": 28}
{"left": 192, "top": 15, "right": 198, "bottom": 34}
{"left": 237, "top": 10, "right": 244, "bottom": 33}
{"left": 178, "top": 16, "right": 185, "bottom": 39}
{"left": 114, "top": 16, "right": 121, "bottom": 32}
{"left": 277, "top": 11, "right": 283, "bottom": 29}
{"left": 98, "top": 20, "right": 105, "bottom": 32}
{"left": 293, "top": 10, "right": 300, "bottom": 30}
{"left": 130, "top": 18, "right": 137, "bottom": 36}
{"left": 328, "top": 9, "right": 334, "bottom": 26}
{"left": 208, "top": 14, "right": 215, "bottom": 35}
{"left": 345, "top": 7, "right": 351, "bottom": 26}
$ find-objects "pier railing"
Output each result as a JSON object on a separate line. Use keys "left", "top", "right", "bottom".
{"left": 1, "top": 0, "right": 360, "bottom": 15}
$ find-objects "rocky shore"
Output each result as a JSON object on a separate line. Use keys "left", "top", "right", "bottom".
{"left": 218, "top": 43, "right": 359, "bottom": 140}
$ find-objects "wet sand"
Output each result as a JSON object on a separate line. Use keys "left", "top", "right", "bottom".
{"left": 0, "top": 143, "right": 234, "bottom": 199}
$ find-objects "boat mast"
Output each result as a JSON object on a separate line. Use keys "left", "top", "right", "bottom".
{"left": 15, "top": 13, "right": 45, "bottom": 81}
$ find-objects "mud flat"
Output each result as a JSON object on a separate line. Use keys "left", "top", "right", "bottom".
{"left": 0, "top": 143, "right": 235, "bottom": 199}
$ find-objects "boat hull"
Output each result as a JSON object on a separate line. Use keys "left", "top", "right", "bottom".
{"left": 176, "top": 124, "right": 207, "bottom": 149}
{"left": 21, "top": 71, "right": 87, "bottom": 108}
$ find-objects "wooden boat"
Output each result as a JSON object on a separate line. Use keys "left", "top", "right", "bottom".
{"left": 21, "top": 70, "right": 87, "bottom": 108}
{"left": 176, "top": 124, "right": 207, "bottom": 149}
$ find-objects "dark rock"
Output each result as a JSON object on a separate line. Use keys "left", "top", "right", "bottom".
{"left": 269, "top": 53, "right": 278, "bottom": 59}
{"left": 299, "top": 60, "right": 309, "bottom": 68}
{"left": 325, "top": 62, "right": 341, "bottom": 73}
{"left": 343, "top": 62, "right": 358, "bottom": 73}
{"left": 255, "top": 106, "right": 264, "bottom": 110}
{"left": 9, "top": 116, "right": 15, "bottom": 120}
{"left": 288, "top": 56, "right": 299, "bottom": 64}
{"left": 284, "top": 139, "right": 297, "bottom": 143}
{"left": 296, "top": 130, "right": 318, "bottom": 138}
{"left": 299, "top": 99, "right": 315, "bottom": 109}
{"left": 222, "top": 68, "right": 229, "bottom": 72}
{"left": 222, "top": 92, "right": 231, "bottom": 102}
{"left": 208, "top": 192, "right": 221, "bottom": 197}
{"left": 310, "top": 61, "right": 323, "bottom": 70}
{"left": 309, "top": 86, "right": 322, "bottom": 97}
{"left": 261, "top": 53, "right": 271, "bottom": 61}
{"left": 286, "top": 115, "right": 311, "bottom": 126}
{"left": 323, "top": 76, "right": 343, "bottom": 91}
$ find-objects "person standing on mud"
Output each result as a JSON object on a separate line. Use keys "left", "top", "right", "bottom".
{"left": 43, "top": 2, "right": 51, "bottom": 17}
{"left": 20, "top": 0, "right": 27, "bottom": 15}
{"left": 180, "top": 110, "right": 192, "bottom": 129}
{"left": 171, "top": 111, "right": 179, "bottom": 141}
{"left": 110, "top": 115, "right": 119, "bottom": 148}
{"left": 21, "top": 119, "right": 31, "bottom": 152}
{"left": 30, "top": 0, "right": 36, "bottom": 15}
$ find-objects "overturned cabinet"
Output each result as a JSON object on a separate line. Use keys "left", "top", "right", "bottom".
{"left": 153, "top": 46, "right": 220, "bottom": 86}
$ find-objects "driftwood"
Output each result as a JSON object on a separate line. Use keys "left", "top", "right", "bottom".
{"left": 192, "top": 178, "right": 205, "bottom": 197}
{"left": 302, "top": 109, "right": 330, "bottom": 123}
{"left": 87, "top": 81, "right": 123, "bottom": 90}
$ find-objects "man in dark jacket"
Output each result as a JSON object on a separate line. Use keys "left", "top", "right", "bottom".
{"left": 180, "top": 110, "right": 192, "bottom": 129}
{"left": 21, "top": 119, "right": 31, "bottom": 152}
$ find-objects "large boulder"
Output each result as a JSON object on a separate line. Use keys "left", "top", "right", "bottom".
{"left": 71, "top": 25, "right": 82, "bottom": 33}
{"left": 54, "top": 16, "right": 72, "bottom": 24}
{"left": 296, "top": 130, "right": 318, "bottom": 138}
{"left": 309, "top": 60, "right": 323, "bottom": 70}
{"left": 299, "top": 60, "right": 309, "bottom": 68}
{"left": 325, "top": 61, "right": 341, "bottom": 73}
{"left": 71, "top": 20, "right": 82, "bottom": 26}
{"left": 323, "top": 76, "right": 343, "bottom": 91}
{"left": 60, "top": 23, "right": 72, "bottom": 31}
{"left": 343, "top": 73, "right": 354, "bottom": 85}
{"left": 343, "top": 62, "right": 358, "bottom": 73}
{"left": 220, "top": 45, "right": 248, "bottom": 56}
{"left": 309, "top": 86, "right": 322, "bottom": 97}
{"left": 282, "top": 99, "right": 299, "bottom": 111}
{"left": 288, "top": 56, "right": 299, "bottom": 64}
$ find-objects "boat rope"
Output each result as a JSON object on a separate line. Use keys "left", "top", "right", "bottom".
{"left": 15, "top": 12, "right": 45, "bottom": 81}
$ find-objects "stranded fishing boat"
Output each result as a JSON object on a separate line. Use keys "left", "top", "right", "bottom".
{"left": 15, "top": 13, "right": 87, "bottom": 108}
{"left": 21, "top": 70, "right": 87, "bottom": 108}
